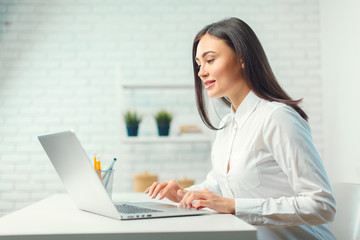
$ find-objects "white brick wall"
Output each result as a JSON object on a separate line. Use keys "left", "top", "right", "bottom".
{"left": 0, "top": 0, "right": 322, "bottom": 216}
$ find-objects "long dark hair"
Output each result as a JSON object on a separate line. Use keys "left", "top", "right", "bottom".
{"left": 192, "top": 17, "right": 308, "bottom": 130}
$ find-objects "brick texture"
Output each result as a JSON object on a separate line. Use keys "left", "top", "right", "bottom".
{"left": 0, "top": 0, "right": 322, "bottom": 216}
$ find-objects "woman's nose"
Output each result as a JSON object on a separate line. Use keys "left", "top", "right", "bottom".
{"left": 198, "top": 66, "right": 209, "bottom": 78}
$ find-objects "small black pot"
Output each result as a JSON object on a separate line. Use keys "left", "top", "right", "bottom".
{"left": 126, "top": 125, "right": 139, "bottom": 137}
{"left": 157, "top": 125, "right": 170, "bottom": 136}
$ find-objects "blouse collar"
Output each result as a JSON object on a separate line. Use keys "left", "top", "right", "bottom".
{"left": 230, "top": 90, "right": 261, "bottom": 129}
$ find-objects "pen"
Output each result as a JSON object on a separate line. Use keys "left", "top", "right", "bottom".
{"left": 107, "top": 158, "right": 117, "bottom": 171}
{"left": 103, "top": 158, "right": 116, "bottom": 188}
{"left": 94, "top": 154, "right": 102, "bottom": 181}
{"left": 94, "top": 154, "right": 97, "bottom": 170}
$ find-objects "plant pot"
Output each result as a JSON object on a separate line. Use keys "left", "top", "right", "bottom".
{"left": 126, "top": 125, "right": 139, "bottom": 137}
{"left": 157, "top": 125, "right": 170, "bottom": 136}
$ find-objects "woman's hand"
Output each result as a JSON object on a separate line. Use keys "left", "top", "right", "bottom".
{"left": 178, "top": 189, "right": 235, "bottom": 214}
{"left": 144, "top": 179, "right": 186, "bottom": 203}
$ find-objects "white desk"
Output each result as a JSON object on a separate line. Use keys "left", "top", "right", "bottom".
{"left": 0, "top": 193, "right": 257, "bottom": 240}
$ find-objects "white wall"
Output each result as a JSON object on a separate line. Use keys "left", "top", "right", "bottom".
{"left": 320, "top": 0, "right": 360, "bottom": 183}
{"left": 0, "top": 0, "right": 323, "bottom": 216}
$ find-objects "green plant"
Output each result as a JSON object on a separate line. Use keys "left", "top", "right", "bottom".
{"left": 154, "top": 110, "right": 173, "bottom": 126}
{"left": 124, "top": 110, "right": 142, "bottom": 126}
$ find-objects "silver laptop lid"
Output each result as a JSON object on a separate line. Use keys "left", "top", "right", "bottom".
{"left": 38, "top": 131, "right": 119, "bottom": 219}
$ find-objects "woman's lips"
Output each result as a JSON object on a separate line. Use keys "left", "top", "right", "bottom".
{"left": 204, "top": 80, "right": 216, "bottom": 89}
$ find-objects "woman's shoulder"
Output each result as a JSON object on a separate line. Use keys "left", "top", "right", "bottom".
{"left": 258, "top": 99, "right": 313, "bottom": 146}
{"left": 258, "top": 99, "right": 308, "bottom": 127}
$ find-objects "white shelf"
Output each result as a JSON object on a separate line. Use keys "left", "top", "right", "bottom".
{"left": 121, "top": 136, "right": 212, "bottom": 144}
{"left": 121, "top": 82, "right": 194, "bottom": 89}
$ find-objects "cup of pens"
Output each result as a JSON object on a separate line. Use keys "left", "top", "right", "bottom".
{"left": 94, "top": 156, "right": 117, "bottom": 198}
{"left": 96, "top": 169, "right": 115, "bottom": 198}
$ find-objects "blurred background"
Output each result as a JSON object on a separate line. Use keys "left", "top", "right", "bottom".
{"left": 0, "top": 0, "right": 359, "bottom": 217}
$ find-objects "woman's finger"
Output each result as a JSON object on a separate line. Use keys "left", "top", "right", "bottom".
{"left": 177, "top": 189, "right": 187, "bottom": 199}
{"left": 185, "top": 192, "right": 197, "bottom": 208}
{"left": 179, "top": 191, "right": 198, "bottom": 208}
{"left": 148, "top": 182, "right": 159, "bottom": 196}
{"left": 186, "top": 191, "right": 207, "bottom": 208}
{"left": 151, "top": 182, "right": 167, "bottom": 198}
{"left": 193, "top": 199, "right": 210, "bottom": 209}
{"left": 177, "top": 191, "right": 187, "bottom": 208}
{"left": 158, "top": 183, "right": 172, "bottom": 200}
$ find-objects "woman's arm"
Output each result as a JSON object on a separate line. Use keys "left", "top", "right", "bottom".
{"left": 234, "top": 106, "right": 336, "bottom": 226}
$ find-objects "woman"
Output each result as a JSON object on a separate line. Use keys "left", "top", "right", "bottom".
{"left": 145, "top": 17, "right": 336, "bottom": 239}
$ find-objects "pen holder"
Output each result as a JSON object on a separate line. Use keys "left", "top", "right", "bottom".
{"left": 96, "top": 169, "right": 115, "bottom": 198}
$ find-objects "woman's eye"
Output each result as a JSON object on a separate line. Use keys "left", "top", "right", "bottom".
{"left": 207, "top": 59, "right": 214, "bottom": 63}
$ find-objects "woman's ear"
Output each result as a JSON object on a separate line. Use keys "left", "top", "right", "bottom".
{"left": 240, "top": 58, "right": 245, "bottom": 69}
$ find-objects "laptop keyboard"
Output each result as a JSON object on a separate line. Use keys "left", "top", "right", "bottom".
{"left": 115, "top": 204, "right": 161, "bottom": 214}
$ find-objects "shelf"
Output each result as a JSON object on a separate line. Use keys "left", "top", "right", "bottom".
{"left": 121, "top": 82, "right": 194, "bottom": 89}
{"left": 121, "top": 136, "right": 212, "bottom": 144}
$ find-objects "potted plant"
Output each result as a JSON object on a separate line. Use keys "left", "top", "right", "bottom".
{"left": 124, "top": 110, "right": 142, "bottom": 137}
{"left": 154, "top": 110, "right": 173, "bottom": 136}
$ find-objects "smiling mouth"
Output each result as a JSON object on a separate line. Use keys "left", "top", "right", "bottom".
{"left": 204, "top": 80, "right": 216, "bottom": 89}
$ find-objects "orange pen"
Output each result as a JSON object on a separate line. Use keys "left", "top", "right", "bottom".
{"left": 94, "top": 155, "right": 97, "bottom": 170}
{"left": 94, "top": 154, "right": 102, "bottom": 181}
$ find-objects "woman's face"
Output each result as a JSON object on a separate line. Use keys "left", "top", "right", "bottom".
{"left": 195, "top": 34, "right": 249, "bottom": 104}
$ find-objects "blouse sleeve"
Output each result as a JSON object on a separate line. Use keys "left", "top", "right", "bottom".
{"left": 185, "top": 169, "right": 222, "bottom": 195}
{"left": 235, "top": 106, "right": 336, "bottom": 227}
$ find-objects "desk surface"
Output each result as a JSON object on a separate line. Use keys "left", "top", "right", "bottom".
{"left": 0, "top": 193, "right": 256, "bottom": 240}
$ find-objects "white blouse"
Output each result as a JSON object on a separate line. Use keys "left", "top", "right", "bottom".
{"left": 188, "top": 90, "right": 336, "bottom": 240}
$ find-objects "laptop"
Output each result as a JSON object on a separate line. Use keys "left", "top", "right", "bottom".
{"left": 38, "top": 130, "right": 209, "bottom": 220}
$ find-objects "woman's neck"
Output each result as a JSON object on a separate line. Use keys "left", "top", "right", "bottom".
{"left": 230, "top": 87, "right": 252, "bottom": 112}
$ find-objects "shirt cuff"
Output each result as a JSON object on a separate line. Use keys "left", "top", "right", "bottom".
{"left": 235, "top": 198, "right": 264, "bottom": 223}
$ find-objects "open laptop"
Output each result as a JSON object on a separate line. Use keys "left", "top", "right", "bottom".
{"left": 38, "top": 130, "right": 209, "bottom": 220}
